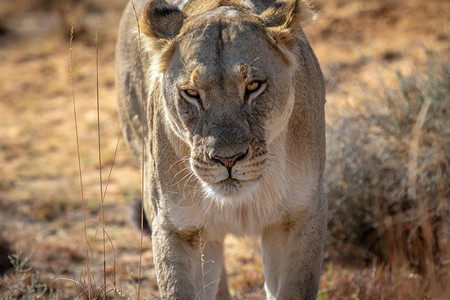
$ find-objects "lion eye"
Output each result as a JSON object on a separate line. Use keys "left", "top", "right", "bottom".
{"left": 246, "top": 82, "right": 260, "bottom": 92}
{"left": 180, "top": 88, "right": 203, "bottom": 109}
{"left": 185, "top": 89, "right": 199, "bottom": 98}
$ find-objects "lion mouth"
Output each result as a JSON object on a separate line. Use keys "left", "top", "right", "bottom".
{"left": 192, "top": 153, "right": 265, "bottom": 201}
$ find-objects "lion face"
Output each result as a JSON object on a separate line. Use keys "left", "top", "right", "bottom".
{"left": 142, "top": 2, "right": 304, "bottom": 203}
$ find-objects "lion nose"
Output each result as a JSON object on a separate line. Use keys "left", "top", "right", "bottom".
{"left": 212, "top": 151, "right": 247, "bottom": 168}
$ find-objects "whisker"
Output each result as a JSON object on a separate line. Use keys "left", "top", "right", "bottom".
{"left": 169, "top": 166, "right": 193, "bottom": 186}
{"left": 267, "top": 152, "right": 302, "bottom": 169}
{"left": 165, "top": 156, "right": 190, "bottom": 175}
{"left": 182, "top": 172, "right": 200, "bottom": 194}
{"left": 203, "top": 196, "right": 215, "bottom": 216}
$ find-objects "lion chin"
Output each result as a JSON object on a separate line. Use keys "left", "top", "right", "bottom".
{"left": 201, "top": 177, "right": 262, "bottom": 206}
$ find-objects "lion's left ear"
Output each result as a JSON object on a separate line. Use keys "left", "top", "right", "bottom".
{"left": 261, "top": 0, "right": 316, "bottom": 49}
{"left": 141, "top": 0, "right": 186, "bottom": 44}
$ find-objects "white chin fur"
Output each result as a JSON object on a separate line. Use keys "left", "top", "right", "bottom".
{"left": 201, "top": 179, "right": 261, "bottom": 207}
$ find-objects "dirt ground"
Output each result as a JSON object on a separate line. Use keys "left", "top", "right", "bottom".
{"left": 0, "top": 0, "right": 448, "bottom": 298}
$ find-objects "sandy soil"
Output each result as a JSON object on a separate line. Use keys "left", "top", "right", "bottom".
{"left": 0, "top": 0, "right": 448, "bottom": 298}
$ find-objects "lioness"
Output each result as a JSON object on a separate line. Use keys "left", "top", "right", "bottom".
{"left": 116, "top": 0, "right": 327, "bottom": 298}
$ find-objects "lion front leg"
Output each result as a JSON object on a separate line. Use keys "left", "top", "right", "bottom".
{"left": 152, "top": 217, "right": 225, "bottom": 299}
{"left": 261, "top": 191, "right": 327, "bottom": 300}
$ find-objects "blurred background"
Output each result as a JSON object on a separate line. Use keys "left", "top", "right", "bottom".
{"left": 0, "top": 0, "right": 448, "bottom": 298}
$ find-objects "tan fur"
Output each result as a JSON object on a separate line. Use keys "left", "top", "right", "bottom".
{"left": 116, "top": 0, "right": 326, "bottom": 299}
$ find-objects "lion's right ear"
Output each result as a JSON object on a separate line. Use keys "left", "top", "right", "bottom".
{"left": 141, "top": 0, "right": 186, "bottom": 43}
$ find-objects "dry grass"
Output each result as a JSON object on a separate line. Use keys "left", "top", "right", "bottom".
{"left": 326, "top": 52, "right": 449, "bottom": 263}
{"left": 324, "top": 52, "right": 449, "bottom": 298}
{"left": 0, "top": 0, "right": 449, "bottom": 299}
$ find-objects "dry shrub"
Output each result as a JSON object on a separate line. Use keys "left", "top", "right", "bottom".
{"left": 38, "top": 0, "right": 96, "bottom": 40}
{"left": 0, "top": 0, "right": 99, "bottom": 40}
{"left": 326, "top": 51, "right": 449, "bottom": 279}
{"left": 0, "top": 250, "right": 56, "bottom": 299}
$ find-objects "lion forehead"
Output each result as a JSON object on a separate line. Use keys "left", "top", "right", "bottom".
{"left": 172, "top": 21, "right": 276, "bottom": 79}
{"left": 187, "top": 5, "right": 258, "bottom": 24}
{"left": 176, "top": 9, "right": 268, "bottom": 60}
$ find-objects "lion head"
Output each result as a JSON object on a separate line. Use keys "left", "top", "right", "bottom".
{"left": 140, "top": 0, "right": 317, "bottom": 205}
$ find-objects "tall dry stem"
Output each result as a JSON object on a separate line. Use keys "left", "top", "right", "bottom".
{"left": 70, "top": 20, "right": 94, "bottom": 299}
